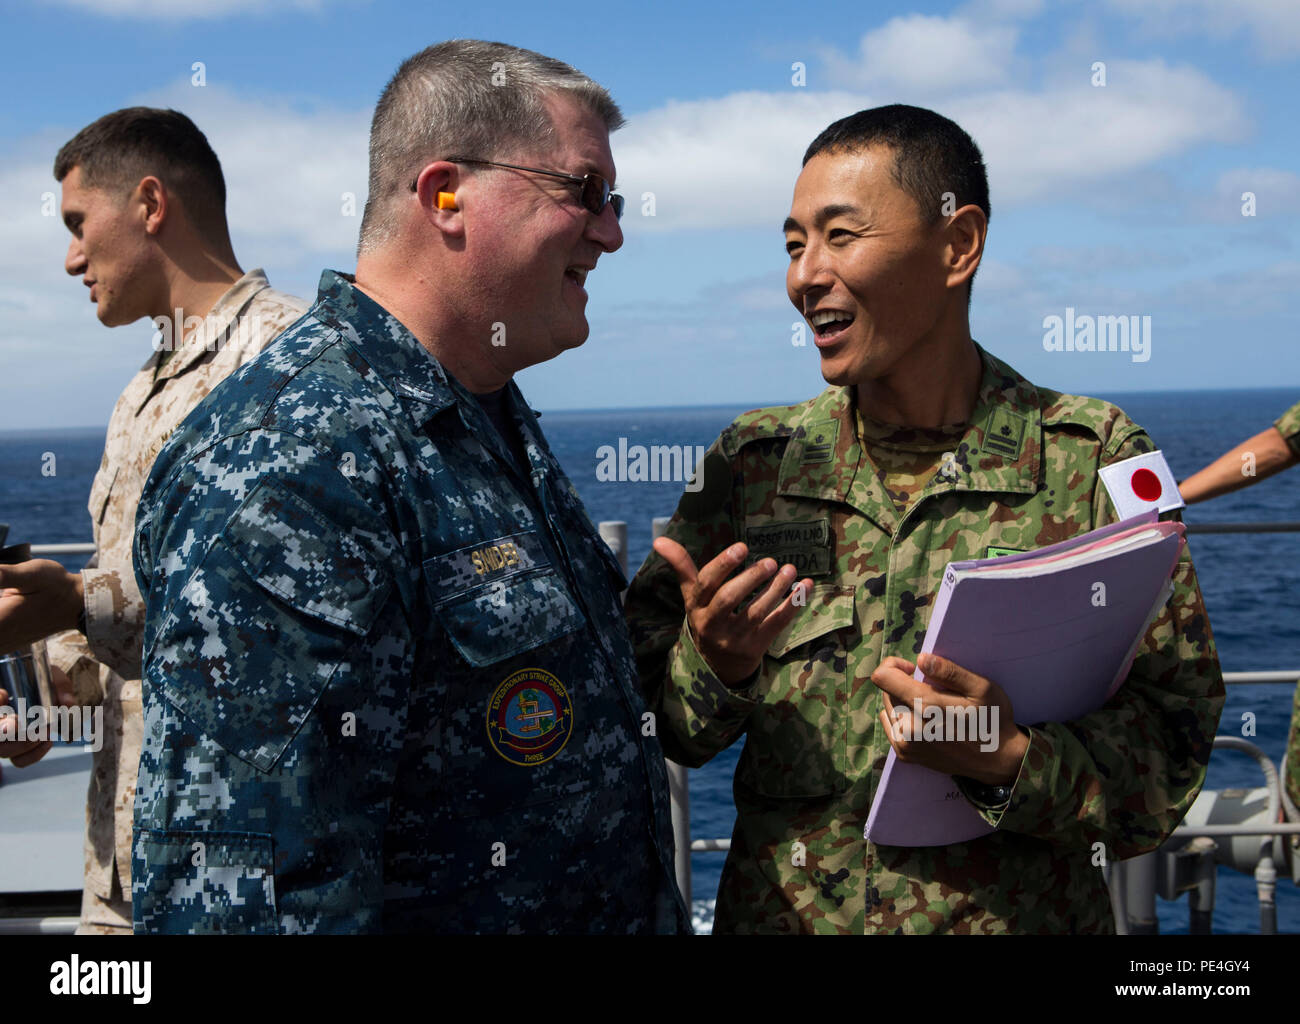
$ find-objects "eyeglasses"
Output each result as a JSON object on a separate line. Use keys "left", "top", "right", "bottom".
{"left": 410, "top": 157, "right": 624, "bottom": 220}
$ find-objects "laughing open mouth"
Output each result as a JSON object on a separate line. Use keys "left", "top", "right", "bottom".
{"left": 809, "top": 309, "right": 855, "bottom": 337}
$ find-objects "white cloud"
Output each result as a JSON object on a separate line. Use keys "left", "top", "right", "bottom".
{"left": 1107, "top": 0, "right": 1300, "bottom": 59}
{"left": 0, "top": 84, "right": 369, "bottom": 430}
{"left": 132, "top": 83, "right": 371, "bottom": 263}
{"left": 4, "top": 81, "right": 372, "bottom": 269}
{"left": 951, "top": 59, "right": 1247, "bottom": 204}
{"left": 616, "top": 57, "right": 1245, "bottom": 231}
{"left": 822, "top": 15, "right": 1021, "bottom": 94}
{"left": 615, "top": 90, "right": 865, "bottom": 234}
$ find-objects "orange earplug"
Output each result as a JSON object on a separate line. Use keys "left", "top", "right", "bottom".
{"left": 436, "top": 191, "right": 458, "bottom": 210}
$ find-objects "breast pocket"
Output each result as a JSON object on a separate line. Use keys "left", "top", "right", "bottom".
{"left": 426, "top": 531, "right": 586, "bottom": 667}
{"left": 135, "top": 829, "right": 278, "bottom": 934}
{"left": 148, "top": 477, "right": 390, "bottom": 774}
{"left": 737, "top": 584, "right": 856, "bottom": 799}
{"left": 88, "top": 464, "right": 119, "bottom": 527}
{"left": 423, "top": 532, "right": 595, "bottom": 818}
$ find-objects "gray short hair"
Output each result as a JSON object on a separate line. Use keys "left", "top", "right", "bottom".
{"left": 358, "top": 39, "right": 625, "bottom": 254}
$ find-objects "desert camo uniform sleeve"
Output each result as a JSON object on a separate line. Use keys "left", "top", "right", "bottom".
{"left": 971, "top": 423, "right": 1226, "bottom": 859}
{"left": 50, "top": 279, "right": 310, "bottom": 691}
{"left": 83, "top": 282, "right": 308, "bottom": 684}
{"left": 132, "top": 423, "right": 404, "bottom": 934}
{"left": 627, "top": 435, "right": 761, "bottom": 768}
{"left": 44, "top": 423, "right": 122, "bottom": 704}
{"left": 42, "top": 627, "right": 103, "bottom": 708}
{"left": 76, "top": 567, "right": 147, "bottom": 684}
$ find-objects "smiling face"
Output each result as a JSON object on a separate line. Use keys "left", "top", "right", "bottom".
{"left": 460, "top": 92, "right": 623, "bottom": 373}
{"left": 60, "top": 165, "right": 161, "bottom": 327}
{"left": 784, "top": 146, "right": 953, "bottom": 388}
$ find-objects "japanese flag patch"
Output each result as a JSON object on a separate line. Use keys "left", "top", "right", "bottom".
{"left": 1098, "top": 450, "right": 1185, "bottom": 520}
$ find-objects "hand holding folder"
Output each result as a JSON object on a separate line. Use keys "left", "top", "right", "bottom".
{"left": 873, "top": 651, "right": 1028, "bottom": 786}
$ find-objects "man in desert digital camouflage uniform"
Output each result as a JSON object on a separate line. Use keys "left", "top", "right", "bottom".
{"left": 0, "top": 108, "right": 305, "bottom": 933}
{"left": 625, "top": 105, "right": 1225, "bottom": 934}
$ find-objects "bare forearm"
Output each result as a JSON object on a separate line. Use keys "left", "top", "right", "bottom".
{"left": 1179, "top": 426, "right": 1297, "bottom": 504}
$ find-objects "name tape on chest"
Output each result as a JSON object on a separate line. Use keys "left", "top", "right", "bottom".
{"left": 745, "top": 518, "right": 833, "bottom": 578}
{"left": 425, "top": 531, "right": 543, "bottom": 593}
{"left": 1098, "top": 450, "right": 1184, "bottom": 520}
{"left": 471, "top": 540, "right": 521, "bottom": 575}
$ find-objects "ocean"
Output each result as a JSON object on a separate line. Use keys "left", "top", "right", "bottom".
{"left": 2, "top": 385, "right": 1298, "bottom": 934}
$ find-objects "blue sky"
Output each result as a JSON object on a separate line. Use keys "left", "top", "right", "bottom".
{"left": 2, "top": 0, "right": 1298, "bottom": 429}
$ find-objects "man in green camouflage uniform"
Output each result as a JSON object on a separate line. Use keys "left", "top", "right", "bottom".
{"left": 1283, "top": 412, "right": 1300, "bottom": 829}
{"left": 625, "top": 105, "right": 1224, "bottom": 933}
{"left": 1181, "top": 399, "right": 1300, "bottom": 855}
{"left": 131, "top": 41, "right": 687, "bottom": 933}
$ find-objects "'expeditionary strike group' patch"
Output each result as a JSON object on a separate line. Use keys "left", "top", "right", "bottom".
{"left": 486, "top": 668, "right": 574, "bottom": 767}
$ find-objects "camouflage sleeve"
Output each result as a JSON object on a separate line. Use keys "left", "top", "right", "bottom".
{"left": 78, "top": 567, "right": 146, "bottom": 681}
{"left": 981, "top": 428, "right": 1225, "bottom": 860}
{"left": 41, "top": 628, "right": 104, "bottom": 706}
{"left": 1285, "top": 681, "right": 1300, "bottom": 813}
{"left": 44, "top": 547, "right": 105, "bottom": 704}
{"left": 1273, "top": 400, "right": 1300, "bottom": 459}
{"left": 133, "top": 428, "right": 405, "bottom": 934}
{"left": 625, "top": 440, "right": 759, "bottom": 768}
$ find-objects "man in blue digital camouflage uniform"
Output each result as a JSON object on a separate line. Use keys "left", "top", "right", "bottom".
{"left": 131, "top": 39, "right": 689, "bottom": 933}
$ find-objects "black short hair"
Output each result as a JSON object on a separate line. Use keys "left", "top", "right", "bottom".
{"left": 804, "top": 105, "right": 989, "bottom": 302}
{"left": 54, "top": 107, "right": 229, "bottom": 240}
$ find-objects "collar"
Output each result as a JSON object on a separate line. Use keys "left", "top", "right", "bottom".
{"left": 310, "top": 272, "right": 546, "bottom": 478}
{"left": 309, "top": 269, "right": 461, "bottom": 427}
{"left": 775, "top": 343, "right": 1043, "bottom": 533}
{"left": 147, "top": 268, "right": 274, "bottom": 386}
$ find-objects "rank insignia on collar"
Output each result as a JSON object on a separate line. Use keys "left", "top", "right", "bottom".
{"left": 981, "top": 409, "right": 1026, "bottom": 459}
{"left": 486, "top": 668, "right": 574, "bottom": 767}
{"left": 799, "top": 420, "right": 838, "bottom": 464}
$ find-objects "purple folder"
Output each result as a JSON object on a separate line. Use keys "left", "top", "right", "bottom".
{"left": 864, "top": 513, "right": 1184, "bottom": 847}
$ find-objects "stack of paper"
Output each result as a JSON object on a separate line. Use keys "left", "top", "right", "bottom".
{"left": 864, "top": 512, "right": 1185, "bottom": 847}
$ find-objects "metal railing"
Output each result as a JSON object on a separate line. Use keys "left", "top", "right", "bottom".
{"left": 598, "top": 519, "right": 1300, "bottom": 929}
{"left": 26, "top": 520, "right": 1300, "bottom": 932}
{"left": 29, "top": 543, "right": 95, "bottom": 556}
